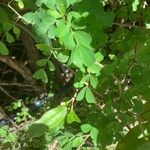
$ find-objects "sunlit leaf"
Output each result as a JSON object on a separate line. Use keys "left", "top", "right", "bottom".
{"left": 36, "top": 106, "right": 67, "bottom": 129}
{"left": 76, "top": 86, "right": 87, "bottom": 101}
{"left": 81, "top": 124, "right": 92, "bottom": 133}
{"left": 72, "top": 137, "right": 84, "bottom": 147}
{"left": 67, "top": 109, "right": 81, "bottom": 124}
{"left": 56, "top": 0, "right": 67, "bottom": 15}
{"left": 85, "top": 87, "right": 96, "bottom": 103}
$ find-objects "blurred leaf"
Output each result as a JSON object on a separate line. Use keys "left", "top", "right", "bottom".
{"left": 81, "top": 124, "right": 92, "bottom": 133}
{"left": 72, "top": 136, "right": 84, "bottom": 147}
{"left": 56, "top": 0, "right": 67, "bottom": 15}
{"left": 13, "top": 26, "right": 21, "bottom": 35}
{"left": 57, "top": 51, "right": 69, "bottom": 63}
{"left": 67, "top": 109, "right": 81, "bottom": 124}
{"left": 36, "top": 59, "right": 48, "bottom": 67}
{"left": 90, "top": 75, "right": 98, "bottom": 89}
{"left": 90, "top": 127, "right": 98, "bottom": 145}
{"left": 71, "top": 45, "right": 95, "bottom": 67}
{"left": 35, "top": 106, "right": 67, "bottom": 129}
{"left": 76, "top": 87, "right": 87, "bottom": 101}
{"left": 47, "top": 60, "right": 55, "bottom": 71}
{"left": 85, "top": 87, "right": 96, "bottom": 103}
{"left": 0, "top": 41, "right": 9, "bottom": 55}
{"left": 17, "top": 0, "right": 24, "bottom": 9}
{"left": 28, "top": 123, "right": 49, "bottom": 138}
{"left": 36, "top": 44, "right": 52, "bottom": 55}
{"left": 33, "top": 69, "right": 48, "bottom": 83}
{"left": 116, "top": 123, "right": 150, "bottom": 150}
{"left": 6, "top": 32, "right": 14, "bottom": 43}
{"left": 132, "top": 0, "right": 139, "bottom": 12}
{"left": 0, "top": 7, "right": 9, "bottom": 23}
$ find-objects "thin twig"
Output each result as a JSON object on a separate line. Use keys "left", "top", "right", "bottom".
{"left": 16, "top": 23, "right": 36, "bottom": 40}
{"left": 91, "top": 87, "right": 104, "bottom": 99}
{"left": 113, "top": 22, "right": 149, "bottom": 30}
{"left": 0, "top": 2, "right": 32, "bottom": 24}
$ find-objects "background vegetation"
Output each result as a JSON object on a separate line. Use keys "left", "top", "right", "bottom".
{"left": 0, "top": 0, "right": 150, "bottom": 149}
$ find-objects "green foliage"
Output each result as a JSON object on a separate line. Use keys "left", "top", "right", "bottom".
{"left": 0, "top": 41, "right": 9, "bottom": 55}
{"left": 0, "top": 0, "right": 150, "bottom": 149}
{"left": 67, "top": 109, "right": 81, "bottom": 124}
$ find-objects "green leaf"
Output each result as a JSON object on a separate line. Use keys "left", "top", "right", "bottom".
{"left": 71, "top": 45, "right": 95, "bottom": 67}
{"left": 81, "top": 124, "right": 92, "bottom": 133}
{"left": 116, "top": 123, "right": 150, "bottom": 150}
{"left": 133, "top": 101, "right": 144, "bottom": 113}
{"left": 0, "top": 41, "right": 9, "bottom": 55}
{"left": 13, "top": 26, "right": 21, "bottom": 35}
{"left": 47, "top": 60, "right": 55, "bottom": 71}
{"left": 47, "top": 10, "right": 63, "bottom": 18}
{"left": 0, "top": 7, "right": 9, "bottom": 23}
{"left": 132, "top": 0, "right": 139, "bottom": 12}
{"left": 38, "top": 9, "right": 56, "bottom": 25}
{"left": 80, "top": 45, "right": 95, "bottom": 67}
{"left": 63, "top": 141, "right": 74, "bottom": 150}
{"left": 22, "top": 12, "right": 38, "bottom": 24}
{"left": 36, "top": 59, "right": 48, "bottom": 67}
{"left": 28, "top": 123, "right": 49, "bottom": 138}
{"left": 3, "top": 23, "right": 12, "bottom": 32}
{"left": 72, "top": 137, "right": 84, "bottom": 147}
{"left": 74, "top": 31, "right": 92, "bottom": 47}
{"left": 85, "top": 87, "right": 96, "bottom": 103}
{"left": 6, "top": 32, "right": 14, "bottom": 43}
{"left": 76, "top": 87, "right": 87, "bottom": 101}
{"left": 36, "top": 106, "right": 67, "bottom": 129}
{"left": 137, "top": 143, "right": 150, "bottom": 150}
{"left": 61, "top": 32, "right": 76, "bottom": 50}
{"left": 89, "top": 75, "right": 98, "bottom": 89}
{"left": 33, "top": 69, "right": 48, "bottom": 83}
{"left": 67, "top": 109, "right": 81, "bottom": 124}
{"left": 47, "top": 25, "right": 56, "bottom": 38}
{"left": 56, "top": 21, "right": 69, "bottom": 37}
{"left": 87, "top": 63, "right": 101, "bottom": 75}
{"left": 70, "top": 45, "right": 83, "bottom": 67}
{"left": 36, "top": 44, "right": 52, "bottom": 55}
{"left": 17, "top": 0, "right": 24, "bottom": 9}
{"left": 36, "top": 22, "right": 50, "bottom": 35}
{"left": 57, "top": 51, "right": 69, "bottom": 63}
{"left": 56, "top": 0, "right": 67, "bottom": 15}
{"left": 36, "top": 0, "right": 56, "bottom": 9}
{"left": 0, "top": 128, "right": 7, "bottom": 137}
{"left": 95, "top": 52, "right": 104, "bottom": 62}
{"left": 76, "top": 1, "right": 114, "bottom": 28}
{"left": 136, "top": 38, "right": 150, "bottom": 65}
{"left": 66, "top": 0, "right": 81, "bottom": 6}
{"left": 90, "top": 127, "right": 98, "bottom": 145}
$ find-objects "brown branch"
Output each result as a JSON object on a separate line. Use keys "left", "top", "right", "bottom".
{"left": 0, "top": 81, "right": 34, "bottom": 87}
{"left": 113, "top": 22, "right": 148, "bottom": 30}
{"left": 91, "top": 87, "right": 104, "bottom": 99}
{"left": 0, "top": 56, "right": 35, "bottom": 83}
{"left": 19, "top": 21, "right": 39, "bottom": 72}
{"left": 0, "top": 81, "right": 40, "bottom": 91}
{"left": 0, "top": 86, "right": 16, "bottom": 100}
